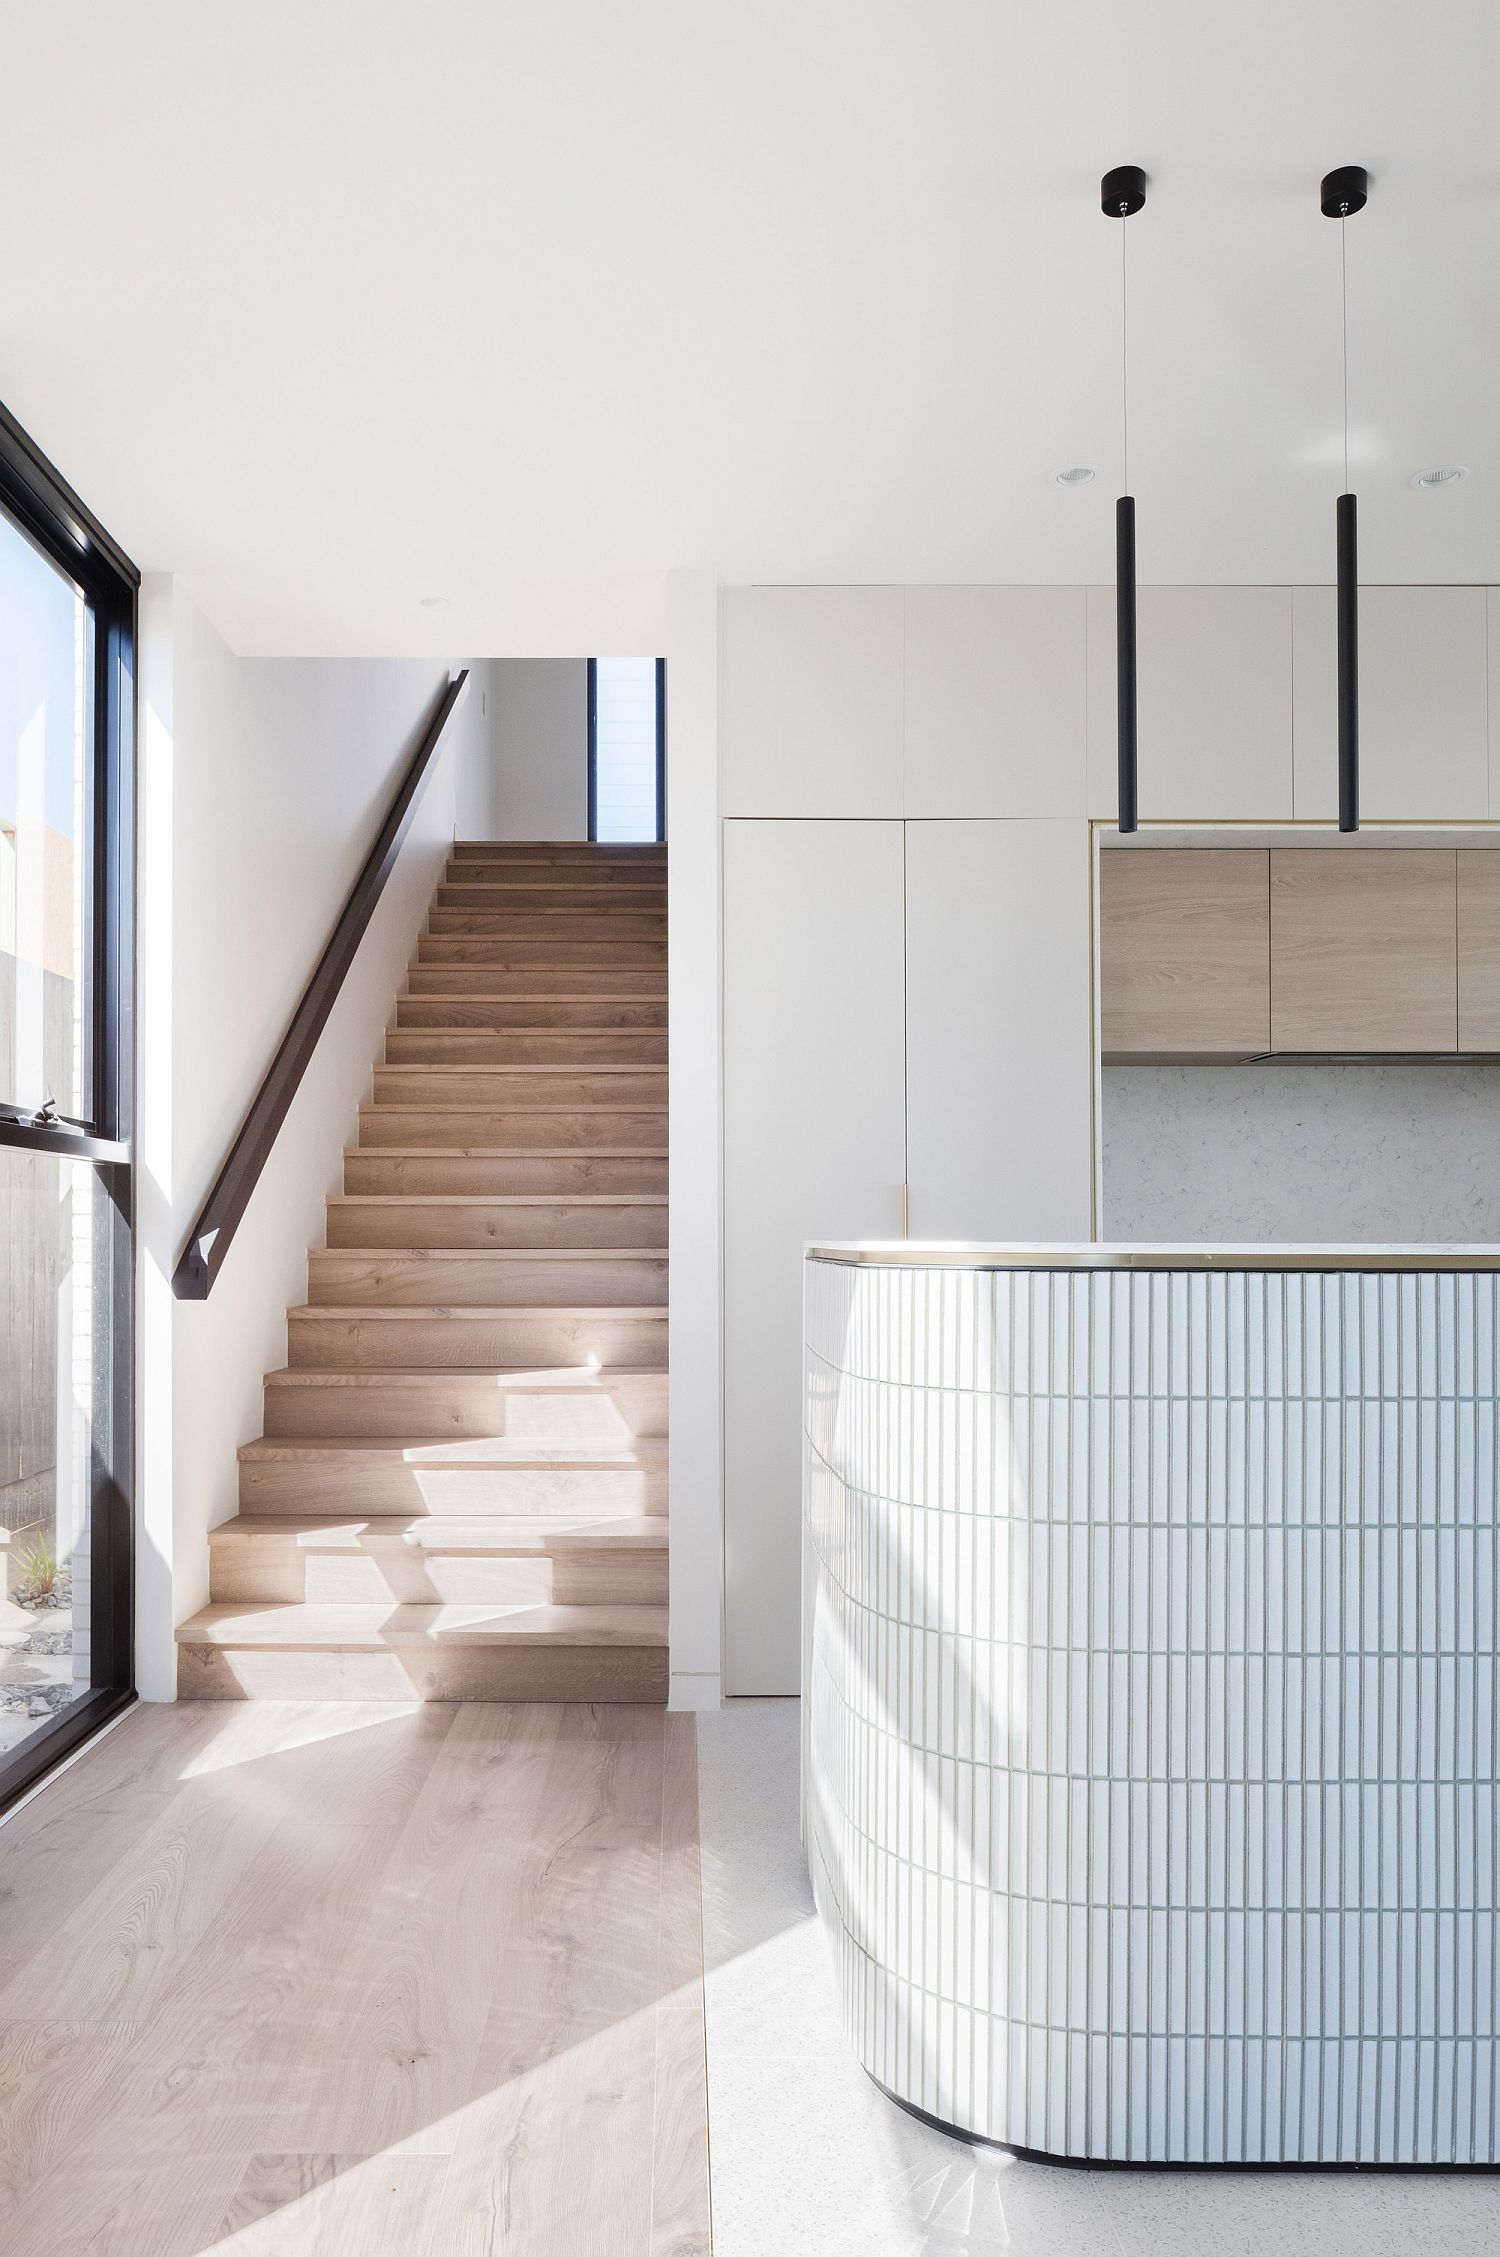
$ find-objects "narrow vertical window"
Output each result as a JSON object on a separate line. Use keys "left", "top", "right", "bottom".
{"left": 0, "top": 404, "right": 136, "bottom": 1813}
{"left": 589, "top": 656, "right": 665, "bottom": 842}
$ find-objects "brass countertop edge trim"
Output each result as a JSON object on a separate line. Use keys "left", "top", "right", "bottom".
{"left": 806, "top": 1245, "right": 1500, "bottom": 1274}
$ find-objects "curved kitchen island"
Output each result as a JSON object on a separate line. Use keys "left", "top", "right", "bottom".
{"left": 803, "top": 1242, "right": 1500, "bottom": 2166}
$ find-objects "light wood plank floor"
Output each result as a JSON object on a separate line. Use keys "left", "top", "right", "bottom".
{"left": 0, "top": 1701, "right": 711, "bottom": 2256}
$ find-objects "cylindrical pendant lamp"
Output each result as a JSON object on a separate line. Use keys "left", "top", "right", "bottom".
{"left": 1103, "top": 165, "right": 1147, "bottom": 833}
{"left": 1321, "top": 164, "right": 1368, "bottom": 833}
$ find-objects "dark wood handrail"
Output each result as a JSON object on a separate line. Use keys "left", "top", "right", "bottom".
{"left": 173, "top": 669, "right": 470, "bottom": 1299}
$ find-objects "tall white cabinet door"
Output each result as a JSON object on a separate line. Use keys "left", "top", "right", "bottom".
{"left": 905, "top": 820, "right": 1095, "bottom": 1241}
{"left": 722, "top": 819, "right": 906, "bottom": 1694}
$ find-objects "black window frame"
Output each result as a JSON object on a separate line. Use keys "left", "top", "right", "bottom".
{"left": 587, "top": 655, "right": 666, "bottom": 844}
{"left": 0, "top": 399, "right": 138, "bottom": 1817}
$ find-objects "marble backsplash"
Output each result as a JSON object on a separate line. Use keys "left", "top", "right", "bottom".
{"left": 1102, "top": 1060, "right": 1500, "bottom": 1243}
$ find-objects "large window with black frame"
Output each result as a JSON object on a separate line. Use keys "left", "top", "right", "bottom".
{"left": 0, "top": 404, "right": 136, "bottom": 1812}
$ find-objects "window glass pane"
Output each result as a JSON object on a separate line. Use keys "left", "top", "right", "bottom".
{"left": 594, "top": 656, "right": 660, "bottom": 842}
{"left": 0, "top": 505, "right": 92, "bottom": 1118}
{"left": 0, "top": 1152, "right": 94, "bottom": 1757}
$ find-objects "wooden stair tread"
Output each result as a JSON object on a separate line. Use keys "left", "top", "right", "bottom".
{"left": 394, "top": 1031, "right": 669, "bottom": 1041}
{"left": 328, "top": 1192, "right": 667, "bottom": 1205}
{"left": 312, "top": 1246, "right": 665, "bottom": 1261}
{"left": 441, "top": 900, "right": 667, "bottom": 907}
{"left": 210, "top": 1513, "right": 667, "bottom": 1551}
{"left": 376, "top": 1061, "right": 666, "bottom": 1074}
{"left": 289, "top": 1302, "right": 669, "bottom": 1318}
{"left": 401, "top": 988, "right": 663, "bottom": 997}
{"left": 345, "top": 1137, "right": 667, "bottom": 1155}
{"left": 176, "top": 1600, "right": 668, "bottom": 1647}
{"left": 238, "top": 1435, "right": 667, "bottom": 1465}
{"left": 432, "top": 890, "right": 666, "bottom": 900}
{"left": 265, "top": 1364, "right": 665, "bottom": 1385}
{"left": 360, "top": 1104, "right": 670, "bottom": 1114}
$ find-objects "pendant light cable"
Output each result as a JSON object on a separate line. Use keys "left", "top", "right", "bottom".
{"left": 1341, "top": 214, "right": 1349, "bottom": 491}
{"left": 1121, "top": 217, "right": 1130, "bottom": 492}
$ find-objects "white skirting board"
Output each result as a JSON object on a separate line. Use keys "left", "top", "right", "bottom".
{"left": 803, "top": 1252, "right": 1500, "bottom": 2164}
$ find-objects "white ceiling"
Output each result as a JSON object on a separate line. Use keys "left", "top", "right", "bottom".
{"left": 4, "top": 0, "right": 1500, "bottom": 650}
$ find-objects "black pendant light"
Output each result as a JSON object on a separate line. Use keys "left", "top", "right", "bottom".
{"left": 1322, "top": 164, "right": 1368, "bottom": 832}
{"left": 1103, "top": 165, "right": 1147, "bottom": 832}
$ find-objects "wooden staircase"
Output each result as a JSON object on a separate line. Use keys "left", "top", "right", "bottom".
{"left": 176, "top": 841, "right": 669, "bottom": 1703}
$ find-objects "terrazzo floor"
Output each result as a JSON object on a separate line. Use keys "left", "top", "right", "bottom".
{"left": 695, "top": 1699, "right": 1500, "bottom": 2257}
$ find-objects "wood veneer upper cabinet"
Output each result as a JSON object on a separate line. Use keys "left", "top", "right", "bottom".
{"left": 1099, "top": 850, "right": 1271, "bottom": 1060}
{"left": 1458, "top": 853, "right": 1500, "bottom": 1049}
{"left": 1270, "top": 851, "right": 1458, "bottom": 1053}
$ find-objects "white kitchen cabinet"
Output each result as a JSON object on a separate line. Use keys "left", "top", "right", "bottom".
{"left": 719, "top": 585, "right": 905, "bottom": 817}
{"left": 722, "top": 812, "right": 1097, "bottom": 1692}
{"left": 903, "top": 586, "right": 1087, "bottom": 817}
{"left": 1087, "top": 584, "right": 1294, "bottom": 822}
{"left": 722, "top": 819, "right": 907, "bottom": 1694}
{"left": 1293, "top": 584, "right": 1489, "bottom": 821}
{"left": 904, "top": 820, "right": 1094, "bottom": 1239}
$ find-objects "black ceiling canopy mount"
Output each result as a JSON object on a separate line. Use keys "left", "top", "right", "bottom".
{"left": 1101, "top": 164, "right": 1147, "bottom": 218}
{"left": 1320, "top": 164, "right": 1369, "bottom": 219}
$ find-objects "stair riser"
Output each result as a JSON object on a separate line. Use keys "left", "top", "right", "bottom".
{"left": 429, "top": 906, "right": 667, "bottom": 935}
{"left": 264, "top": 1373, "right": 669, "bottom": 1440}
{"left": 308, "top": 1252, "right": 668, "bottom": 1306}
{"left": 357, "top": 1108, "right": 667, "bottom": 1151}
{"left": 177, "top": 1642, "right": 668, "bottom": 1703}
{"left": 386, "top": 1031, "right": 669, "bottom": 1063}
{"left": 288, "top": 1312, "right": 669, "bottom": 1369}
{"left": 343, "top": 1152, "right": 668, "bottom": 1195}
{"left": 417, "top": 938, "right": 666, "bottom": 967}
{"left": 440, "top": 879, "right": 667, "bottom": 902}
{"left": 396, "top": 997, "right": 668, "bottom": 1030}
{"left": 210, "top": 1547, "right": 667, "bottom": 1607}
{"left": 372, "top": 1068, "right": 665, "bottom": 1109}
{"left": 326, "top": 1201, "right": 669, "bottom": 1250}
{"left": 240, "top": 1462, "right": 667, "bottom": 1516}
{"left": 444, "top": 862, "right": 667, "bottom": 880}
{"left": 426, "top": 884, "right": 663, "bottom": 911}
{"left": 406, "top": 967, "right": 664, "bottom": 997}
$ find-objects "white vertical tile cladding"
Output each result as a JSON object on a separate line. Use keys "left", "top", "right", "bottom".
{"left": 803, "top": 1255, "right": 1500, "bottom": 2163}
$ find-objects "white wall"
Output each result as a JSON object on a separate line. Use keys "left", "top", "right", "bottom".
{"left": 1102, "top": 1061, "right": 1500, "bottom": 1243}
{"left": 489, "top": 657, "right": 589, "bottom": 838}
{"left": 136, "top": 582, "right": 493, "bottom": 1698}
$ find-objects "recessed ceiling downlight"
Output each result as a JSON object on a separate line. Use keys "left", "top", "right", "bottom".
{"left": 1054, "top": 465, "right": 1098, "bottom": 487}
{"left": 1411, "top": 465, "right": 1468, "bottom": 490}
{"left": 419, "top": 594, "right": 450, "bottom": 609}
